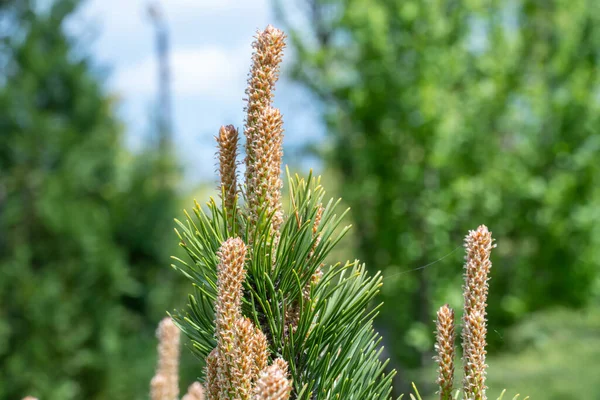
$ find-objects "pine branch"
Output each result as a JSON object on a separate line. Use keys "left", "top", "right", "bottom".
{"left": 172, "top": 25, "right": 394, "bottom": 400}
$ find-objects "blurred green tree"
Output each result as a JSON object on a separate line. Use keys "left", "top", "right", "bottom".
{"left": 278, "top": 0, "right": 600, "bottom": 381}
{"left": 0, "top": 0, "right": 185, "bottom": 398}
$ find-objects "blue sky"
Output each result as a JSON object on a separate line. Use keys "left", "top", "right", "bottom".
{"left": 72, "top": 0, "right": 324, "bottom": 182}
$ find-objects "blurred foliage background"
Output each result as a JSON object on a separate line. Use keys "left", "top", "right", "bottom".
{"left": 0, "top": 1, "right": 194, "bottom": 399}
{"left": 277, "top": 0, "right": 600, "bottom": 395}
{"left": 1, "top": 0, "right": 600, "bottom": 398}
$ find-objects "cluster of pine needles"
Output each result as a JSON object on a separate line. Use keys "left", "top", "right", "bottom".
{"left": 21, "top": 25, "right": 528, "bottom": 400}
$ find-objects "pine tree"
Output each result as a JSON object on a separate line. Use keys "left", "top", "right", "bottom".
{"left": 172, "top": 26, "right": 395, "bottom": 399}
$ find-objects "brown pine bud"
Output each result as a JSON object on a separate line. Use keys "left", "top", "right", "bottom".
{"left": 308, "top": 203, "right": 325, "bottom": 287}
{"left": 214, "top": 238, "right": 247, "bottom": 354}
{"left": 216, "top": 124, "right": 239, "bottom": 220}
{"left": 463, "top": 310, "right": 488, "bottom": 400}
{"left": 205, "top": 348, "right": 220, "bottom": 400}
{"left": 252, "top": 324, "right": 270, "bottom": 378}
{"left": 230, "top": 318, "right": 259, "bottom": 399}
{"left": 244, "top": 26, "right": 286, "bottom": 249}
{"left": 254, "top": 358, "right": 292, "bottom": 400}
{"left": 244, "top": 25, "right": 286, "bottom": 141}
{"left": 434, "top": 304, "right": 455, "bottom": 400}
{"left": 245, "top": 107, "right": 284, "bottom": 245}
{"left": 182, "top": 382, "right": 205, "bottom": 400}
{"left": 213, "top": 238, "right": 249, "bottom": 399}
{"left": 461, "top": 225, "right": 495, "bottom": 400}
{"left": 151, "top": 318, "right": 180, "bottom": 400}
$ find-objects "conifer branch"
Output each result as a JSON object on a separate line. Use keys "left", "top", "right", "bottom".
{"left": 284, "top": 202, "right": 325, "bottom": 336}
{"left": 173, "top": 25, "right": 394, "bottom": 400}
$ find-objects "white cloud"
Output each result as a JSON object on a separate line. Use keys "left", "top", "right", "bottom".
{"left": 113, "top": 45, "right": 250, "bottom": 98}
{"left": 165, "top": 0, "right": 268, "bottom": 13}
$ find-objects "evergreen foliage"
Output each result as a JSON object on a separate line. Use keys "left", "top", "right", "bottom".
{"left": 172, "top": 26, "right": 394, "bottom": 399}
{"left": 277, "top": 0, "right": 600, "bottom": 369}
{"left": 1, "top": 0, "right": 590, "bottom": 397}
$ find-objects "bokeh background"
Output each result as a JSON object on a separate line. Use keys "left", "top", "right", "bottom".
{"left": 1, "top": 0, "right": 599, "bottom": 399}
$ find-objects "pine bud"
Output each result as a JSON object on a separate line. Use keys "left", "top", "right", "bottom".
{"left": 434, "top": 304, "right": 455, "bottom": 400}
{"left": 461, "top": 225, "right": 495, "bottom": 400}
{"left": 214, "top": 238, "right": 249, "bottom": 398}
{"left": 205, "top": 348, "right": 220, "bottom": 400}
{"left": 182, "top": 382, "right": 205, "bottom": 400}
{"left": 216, "top": 124, "right": 239, "bottom": 220}
{"left": 254, "top": 358, "right": 292, "bottom": 400}
{"left": 151, "top": 318, "right": 180, "bottom": 400}
{"left": 244, "top": 26, "right": 286, "bottom": 249}
{"left": 215, "top": 237, "right": 247, "bottom": 348}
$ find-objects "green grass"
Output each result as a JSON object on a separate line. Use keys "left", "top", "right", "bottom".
{"left": 485, "top": 306, "right": 600, "bottom": 399}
